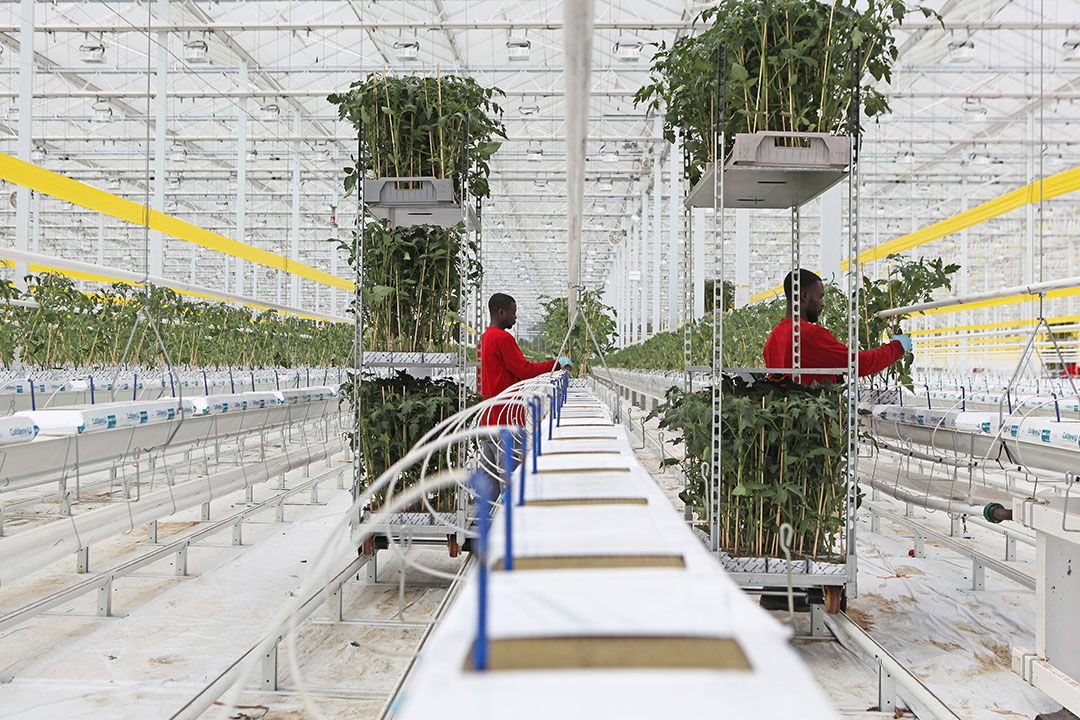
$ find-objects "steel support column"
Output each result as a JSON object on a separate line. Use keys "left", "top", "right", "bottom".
{"left": 148, "top": 0, "right": 167, "bottom": 277}
{"left": 692, "top": 207, "right": 706, "bottom": 320}
{"left": 651, "top": 136, "right": 662, "bottom": 333}
{"left": 666, "top": 132, "right": 681, "bottom": 330}
{"left": 289, "top": 112, "right": 301, "bottom": 308}
{"left": 639, "top": 179, "right": 649, "bottom": 339}
{"left": 235, "top": 63, "right": 248, "bottom": 296}
{"left": 13, "top": 0, "right": 34, "bottom": 288}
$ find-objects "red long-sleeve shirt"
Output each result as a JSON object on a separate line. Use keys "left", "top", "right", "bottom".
{"left": 763, "top": 317, "right": 904, "bottom": 385}
{"left": 479, "top": 326, "right": 557, "bottom": 425}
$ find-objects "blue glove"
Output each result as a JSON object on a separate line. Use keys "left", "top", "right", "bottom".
{"left": 557, "top": 356, "right": 573, "bottom": 369}
{"left": 892, "top": 334, "right": 913, "bottom": 353}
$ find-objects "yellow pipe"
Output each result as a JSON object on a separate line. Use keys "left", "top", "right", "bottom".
{"left": 0, "top": 153, "right": 354, "bottom": 292}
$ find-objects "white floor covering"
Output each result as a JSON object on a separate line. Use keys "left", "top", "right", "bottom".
{"left": 0, "top": 403, "right": 1067, "bottom": 719}
{"left": 632, "top": 406, "right": 1061, "bottom": 719}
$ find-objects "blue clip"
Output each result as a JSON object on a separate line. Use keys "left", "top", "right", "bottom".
{"left": 469, "top": 470, "right": 497, "bottom": 671}
{"left": 500, "top": 429, "right": 515, "bottom": 571}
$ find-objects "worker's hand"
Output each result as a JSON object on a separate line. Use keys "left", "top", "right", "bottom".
{"left": 892, "top": 334, "right": 913, "bottom": 353}
{"left": 557, "top": 356, "right": 573, "bottom": 369}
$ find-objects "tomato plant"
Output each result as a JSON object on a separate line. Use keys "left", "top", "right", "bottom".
{"left": 655, "top": 376, "right": 848, "bottom": 560}
{"left": 537, "top": 289, "right": 618, "bottom": 377}
{"left": 0, "top": 273, "right": 351, "bottom": 369}
{"left": 635, "top": 0, "right": 938, "bottom": 184}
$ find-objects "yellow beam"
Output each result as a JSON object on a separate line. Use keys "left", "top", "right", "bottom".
{"left": 850, "top": 165, "right": 1080, "bottom": 266}
{"left": 748, "top": 165, "right": 1080, "bottom": 305}
{"left": 908, "top": 314, "right": 1080, "bottom": 337}
{"left": 0, "top": 153, "right": 354, "bottom": 292}
{"left": 911, "top": 287, "right": 1080, "bottom": 316}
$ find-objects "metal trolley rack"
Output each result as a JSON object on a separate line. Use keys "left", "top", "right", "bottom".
{"left": 349, "top": 138, "right": 484, "bottom": 566}
{"left": 683, "top": 54, "right": 863, "bottom": 612}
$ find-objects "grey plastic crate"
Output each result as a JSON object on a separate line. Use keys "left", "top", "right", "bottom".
{"left": 686, "top": 131, "right": 851, "bottom": 210}
{"left": 363, "top": 176, "right": 470, "bottom": 229}
{"left": 365, "top": 177, "right": 456, "bottom": 206}
{"left": 728, "top": 131, "right": 850, "bottom": 169}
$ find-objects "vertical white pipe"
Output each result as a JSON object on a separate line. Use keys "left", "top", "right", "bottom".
{"left": 693, "top": 207, "right": 706, "bottom": 320}
{"left": 959, "top": 178, "right": 970, "bottom": 367}
{"left": 629, "top": 223, "right": 638, "bottom": 345}
{"left": 667, "top": 132, "right": 681, "bottom": 330}
{"left": 639, "top": 181, "right": 649, "bottom": 339}
{"left": 623, "top": 244, "right": 630, "bottom": 348}
{"left": 819, "top": 184, "right": 842, "bottom": 285}
{"left": 651, "top": 152, "right": 662, "bottom": 334}
{"left": 290, "top": 113, "right": 301, "bottom": 308}
{"left": 13, "top": 0, "right": 34, "bottom": 288}
{"left": 562, "top": 0, "right": 594, "bottom": 323}
{"left": 30, "top": 191, "right": 40, "bottom": 254}
{"left": 236, "top": 63, "right": 248, "bottom": 297}
{"left": 149, "top": 0, "right": 167, "bottom": 278}
{"left": 734, "top": 209, "right": 750, "bottom": 308}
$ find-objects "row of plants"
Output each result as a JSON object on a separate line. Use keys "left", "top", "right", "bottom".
{"left": 617, "top": 257, "right": 958, "bottom": 559}
{"left": 608, "top": 256, "right": 959, "bottom": 387}
{"left": 537, "top": 289, "right": 619, "bottom": 378}
{"left": 636, "top": 0, "right": 936, "bottom": 184}
{"left": 655, "top": 376, "right": 847, "bottom": 559}
{"left": 329, "top": 73, "right": 504, "bottom": 510}
{"left": 329, "top": 217, "right": 481, "bottom": 353}
{"left": 0, "top": 273, "right": 351, "bottom": 369}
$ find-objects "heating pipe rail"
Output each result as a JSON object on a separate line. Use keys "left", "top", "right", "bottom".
{"left": 877, "top": 274, "right": 1080, "bottom": 318}
{"left": 0, "top": 440, "right": 343, "bottom": 586}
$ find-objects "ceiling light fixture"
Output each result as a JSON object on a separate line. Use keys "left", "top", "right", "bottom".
{"left": 961, "top": 96, "right": 987, "bottom": 114}
{"left": 394, "top": 40, "right": 420, "bottom": 62}
{"left": 518, "top": 104, "right": 540, "bottom": 116}
{"left": 614, "top": 37, "right": 643, "bottom": 62}
{"left": 1064, "top": 38, "right": 1080, "bottom": 63}
{"left": 92, "top": 100, "right": 113, "bottom": 122}
{"left": 260, "top": 103, "right": 280, "bottom": 120}
{"left": 526, "top": 145, "right": 544, "bottom": 161}
{"left": 30, "top": 145, "right": 46, "bottom": 162}
{"left": 183, "top": 39, "right": 209, "bottom": 64}
{"left": 170, "top": 145, "right": 188, "bottom": 163}
{"left": 507, "top": 36, "right": 531, "bottom": 61}
{"left": 79, "top": 41, "right": 105, "bottom": 64}
{"left": 947, "top": 38, "right": 975, "bottom": 63}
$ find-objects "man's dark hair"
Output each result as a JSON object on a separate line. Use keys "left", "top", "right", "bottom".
{"left": 783, "top": 269, "right": 822, "bottom": 305}
{"left": 488, "top": 293, "right": 516, "bottom": 315}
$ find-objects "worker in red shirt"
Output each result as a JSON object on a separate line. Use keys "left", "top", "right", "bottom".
{"left": 480, "top": 292, "right": 571, "bottom": 426}
{"left": 763, "top": 269, "right": 911, "bottom": 384}
{"left": 479, "top": 293, "right": 571, "bottom": 476}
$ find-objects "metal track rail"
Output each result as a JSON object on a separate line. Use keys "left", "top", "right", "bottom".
{"left": 864, "top": 499, "right": 1035, "bottom": 590}
{"left": 0, "top": 464, "right": 347, "bottom": 633}
{"left": 825, "top": 611, "right": 962, "bottom": 719}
